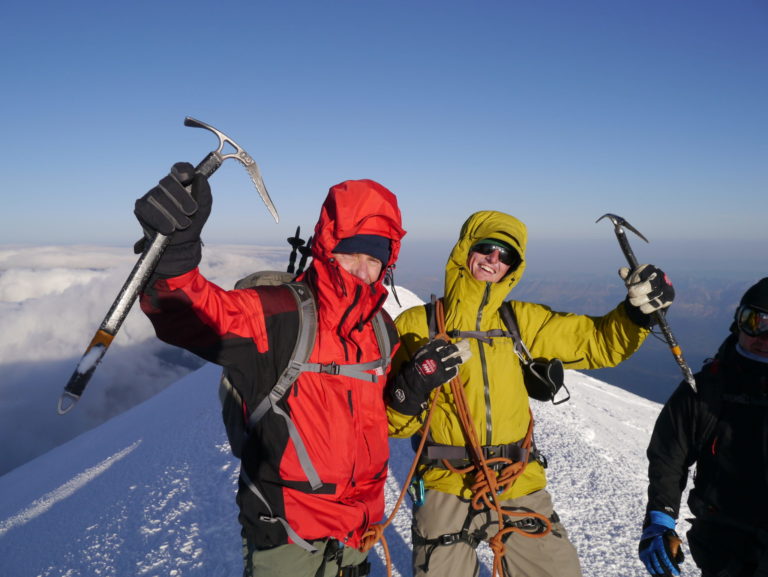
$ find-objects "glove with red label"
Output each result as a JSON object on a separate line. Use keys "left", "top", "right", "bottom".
{"left": 620, "top": 264, "right": 675, "bottom": 327}
{"left": 387, "top": 339, "right": 471, "bottom": 415}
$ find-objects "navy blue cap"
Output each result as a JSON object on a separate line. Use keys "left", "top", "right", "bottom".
{"left": 333, "top": 234, "right": 391, "bottom": 264}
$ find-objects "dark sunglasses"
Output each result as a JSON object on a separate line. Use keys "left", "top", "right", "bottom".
{"left": 470, "top": 243, "right": 520, "bottom": 267}
{"left": 736, "top": 305, "right": 768, "bottom": 337}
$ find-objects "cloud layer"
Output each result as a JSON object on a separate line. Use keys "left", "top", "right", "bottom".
{"left": 0, "top": 244, "right": 288, "bottom": 476}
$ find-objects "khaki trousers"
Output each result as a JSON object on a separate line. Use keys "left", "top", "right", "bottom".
{"left": 242, "top": 538, "right": 369, "bottom": 577}
{"left": 412, "top": 489, "right": 583, "bottom": 577}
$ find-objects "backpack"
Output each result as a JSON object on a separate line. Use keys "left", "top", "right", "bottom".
{"left": 219, "top": 270, "right": 393, "bottom": 460}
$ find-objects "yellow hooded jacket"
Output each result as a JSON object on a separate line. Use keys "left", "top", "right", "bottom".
{"left": 387, "top": 210, "right": 650, "bottom": 500}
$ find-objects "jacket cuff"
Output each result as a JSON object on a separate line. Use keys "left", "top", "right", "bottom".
{"left": 644, "top": 509, "right": 676, "bottom": 529}
{"left": 153, "top": 240, "right": 203, "bottom": 278}
{"left": 385, "top": 370, "right": 428, "bottom": 416}
{"left": 623, "top": 297, "right": 654, "bottom": 328}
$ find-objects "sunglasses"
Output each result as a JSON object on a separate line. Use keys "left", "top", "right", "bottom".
{"left": 470, "top": 243, "right": 520, "bottom": 267}
{"left": 736, "top": 305, "right": 768, "bottom": 337}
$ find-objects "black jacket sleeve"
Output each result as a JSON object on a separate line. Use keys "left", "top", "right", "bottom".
{"left": 646, "top": 380, "right": 701, "bottom": 519}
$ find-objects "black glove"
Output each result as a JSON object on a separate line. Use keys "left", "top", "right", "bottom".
{"left": 387, "top": 339, "right": 471, "bottom": 415}
{"left": 134, "top": 162, "right": 212, "bottom": 277}
{"left": 620, "top": 264, "right": 675, "bottom": 328}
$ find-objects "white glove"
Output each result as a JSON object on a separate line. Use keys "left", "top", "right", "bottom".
{"left": 619, "top": 264, "right": 675, "bottom": 314}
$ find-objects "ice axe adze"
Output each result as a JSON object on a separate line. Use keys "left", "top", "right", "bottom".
{"left": 57, "top": 117, "right": 279, "bottom": 415}
{"left": 597, "top": 213, "right": 696, "bottom": 392}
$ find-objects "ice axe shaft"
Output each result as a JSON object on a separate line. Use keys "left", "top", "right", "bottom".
{"left": 597, "top": 213, "right": 697, "bottom": 392}
{"left": 58, "top": 117, "right": 278, "bottom": 415}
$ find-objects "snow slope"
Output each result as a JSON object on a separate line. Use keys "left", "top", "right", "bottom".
{"left": 0, "top": 287, "right": 692, "bottom": 577}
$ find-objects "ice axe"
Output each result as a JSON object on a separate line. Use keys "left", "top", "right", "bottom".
{"left": 57, "top": 117, "right": 279, "bottom": 415}
{"left": 597, "top": 213, "right": 697, "bottom": 392}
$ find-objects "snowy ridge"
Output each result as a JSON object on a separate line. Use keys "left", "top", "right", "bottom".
{"left": 0, "top": 286, "right": 691, "bottom": 577}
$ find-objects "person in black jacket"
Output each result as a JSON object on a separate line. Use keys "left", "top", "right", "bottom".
{"left": 639, "top": 277, "right": 768, "bottom": 577}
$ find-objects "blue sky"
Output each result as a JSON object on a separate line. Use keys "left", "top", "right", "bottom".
{"left": 1, "top": 1, "right": 766, "bottom": 266}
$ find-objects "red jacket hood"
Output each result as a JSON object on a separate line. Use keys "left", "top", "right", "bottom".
{"left": 301, "top": 179, "right": 406, "bottom": 337}
{"left": 311, "top": 179, "right": 405, "bottom": 267}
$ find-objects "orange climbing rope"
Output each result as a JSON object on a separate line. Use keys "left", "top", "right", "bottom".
{"left": 358, "top": 390, "right": 441, "bottom": 573}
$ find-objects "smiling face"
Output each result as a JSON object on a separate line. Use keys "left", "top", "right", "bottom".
{"left": 467, "top": 247, "right": 512, "bottom": 283}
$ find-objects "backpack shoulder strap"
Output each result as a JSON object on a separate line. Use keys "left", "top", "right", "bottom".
{"left": 245, "top": 281, "right": 324, "bottom": 492}
{"left": 499, "top": 301, "right": 533, "bottom": 363}
{"left": 247, "top": 281, "right": 316, "bottom": 427}
{"left": 372, "top": 310, "right": 393, "bottom": 369}
{"left": 425, "top": 295, "right": 439, "bottom": 340}
{"left": 222, "top": 276, "right": 323, "bottom": 552}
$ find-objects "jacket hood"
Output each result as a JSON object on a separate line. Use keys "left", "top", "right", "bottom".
{"left": 302, "top": 179, "right": 406, "bottom": 335}
{"left": 311, "top": 179, "right": 404, "bottom": 267}
{"left": 444, "top": 210, "right": 527, "bottom": 329}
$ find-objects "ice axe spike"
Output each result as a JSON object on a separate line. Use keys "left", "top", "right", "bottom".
{"left": 57, "top": 117, "right": 278, "bottom": 415}
{"left": 597, "top": 213, "right": 696, "bottom": 392}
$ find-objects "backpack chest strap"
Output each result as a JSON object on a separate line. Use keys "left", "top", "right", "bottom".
{"left": 302, "top": 358, "right": 388, "bottom": 382}
{"left": 446, "top": 329, "right": 510, "bottom": 344}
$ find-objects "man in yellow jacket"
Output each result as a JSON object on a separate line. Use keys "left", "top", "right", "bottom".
{"left": 386, "top": 210, "right": 675, "bottom": 577}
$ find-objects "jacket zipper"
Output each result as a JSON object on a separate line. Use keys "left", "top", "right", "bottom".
{"left": 477, "top": 282, "right": 493, "bottom": 444}
{"left": 335, "top": 283, "right": 364, "bottom": 493}
{"left": 336, "top": 285, "right": 362, "bottom": 361}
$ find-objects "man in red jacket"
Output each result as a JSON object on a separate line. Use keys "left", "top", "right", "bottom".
{"left": 134, "top": 163, "right": 444, "bottom": 576}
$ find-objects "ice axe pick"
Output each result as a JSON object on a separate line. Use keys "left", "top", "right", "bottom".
{"left": 57, "top": 117, "right": 279, "bottom": 415}
{"left": 597, "top": 213, "right": 697, "bottom": 392}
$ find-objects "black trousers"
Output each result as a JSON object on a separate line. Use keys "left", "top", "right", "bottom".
{"left": 688, "top": 519, "right": 768, "bottom": 577}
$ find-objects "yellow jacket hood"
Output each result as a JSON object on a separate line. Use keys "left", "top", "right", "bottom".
{"left": 444, "top": 211, "right": 527, "bottom": 330}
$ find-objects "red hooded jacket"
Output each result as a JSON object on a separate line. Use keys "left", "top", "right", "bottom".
{"left": 141, "top": 179, "right": 406, "bottom": 549}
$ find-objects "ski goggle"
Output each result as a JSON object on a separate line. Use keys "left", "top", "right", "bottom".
{"left": 470, "top": 242, "right": 520, "bottom": 268}
{"left": 736, "top": 305, "right": 768, "bottom": 337}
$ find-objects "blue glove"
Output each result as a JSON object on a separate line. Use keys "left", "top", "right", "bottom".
{"left": 639, "top": 511, "right": 684, "bottom": 576}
